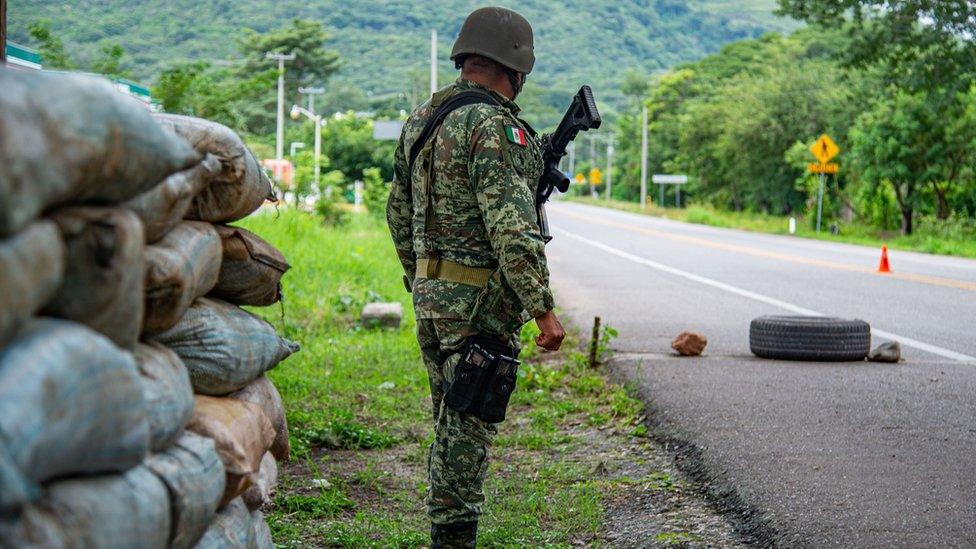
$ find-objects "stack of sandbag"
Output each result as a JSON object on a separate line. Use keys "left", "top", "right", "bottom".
{"left": 0, "top": 66, "right": 296, "bottom": 548}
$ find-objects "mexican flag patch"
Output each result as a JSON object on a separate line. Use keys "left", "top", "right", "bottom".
{"left": 505, "top": 126, "right": 528, "bottom": 147}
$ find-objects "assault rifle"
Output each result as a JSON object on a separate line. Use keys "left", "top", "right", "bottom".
{"left": 537, "top": 85, "right": 602, "bottom": 241}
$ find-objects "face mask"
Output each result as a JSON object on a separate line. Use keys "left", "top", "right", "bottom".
{"left": 507, "top": 71, "right": 525, "bottom": 100}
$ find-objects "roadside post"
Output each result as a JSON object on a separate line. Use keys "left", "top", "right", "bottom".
{"left": 807, "top": 134, "right": 840, "bottom": 233}
{"left": 640, "top": 104, "right": 648, "bottom": 208}
{"left": 652, "top": 174, "right": 689, "bottom": 207}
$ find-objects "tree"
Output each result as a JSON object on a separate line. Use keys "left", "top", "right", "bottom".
{"left": 237, "top": 19, "right": 341, "bottom": 134}
{"left": 777, "top": 1, "right": 976, "bottom": 92}
{"left": 27, "top": 20, "right": 71, "bottom": 69}
{"left": 90, "top": 42, "right": 129, "bottom": 78}
{"left": 849, "top": 91, "right": 936, "bottom": 234}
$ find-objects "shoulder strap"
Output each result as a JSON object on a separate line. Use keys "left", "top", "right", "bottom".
{"left": 407, "top": 90, "right": 500, "bottom": 176}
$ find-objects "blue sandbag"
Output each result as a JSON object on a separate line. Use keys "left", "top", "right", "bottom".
{"left": 145, "top": 432, "right": 226, "bottom": 549}
{"left": 152, "top": 298, "right": 299, "bottom": 395}
{"left": 0, "top": 319, "right": 149, "bottom": 512}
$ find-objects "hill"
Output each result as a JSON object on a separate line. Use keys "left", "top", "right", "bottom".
{"left": 7, "top": 0, "right": 795, "bottom": 126}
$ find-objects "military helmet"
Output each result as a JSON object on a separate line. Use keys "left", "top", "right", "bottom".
{"left": 450, "top": 7, "right": 535, "bottom": 74}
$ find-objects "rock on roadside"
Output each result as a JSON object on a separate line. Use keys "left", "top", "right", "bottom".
{"left": 868, "top": 341, "right": 901, "bottom": 363}
{"left": 671, "top": 331, "right": 708, "bottom": 356}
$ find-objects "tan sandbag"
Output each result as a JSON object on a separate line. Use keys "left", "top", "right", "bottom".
{"left": 151, "top": 298, "right": 300, "bottom": 395}
{"left": 143, "top": 222, "right": 222, "bottom": 335}
{"left": 42, "top": 206, "right": 145, "bottom": 349}
{"left": 228, "top": 376, "right": 290, "bottom": 461}
{"left": 153, "top": 114, "right": 275, "bottom": 223}
{"left": 0, "top": 319, "right": 149, "bottom": 513}
{"left": 210, "top": 224, "right": 290, "bottom": 306}
{"left": 241, "top": 453, "right": 277, "bottom": 511}
{"left": 125, "top": 154, "right": 222, "bottom": 243}
{"left": 145, "top": 432, "right": 226, "bottom": 549}
{"left": 136, "top": 342, "right": 195, "bottom": 451}
{"left": 187, "top": 396, "right": 275, "bottom": 507}
{"left": 0, "top": 68, "right": 199, "bottom": 236}
{"left": 0, "top": 221, "right": 64, "bottom": 347}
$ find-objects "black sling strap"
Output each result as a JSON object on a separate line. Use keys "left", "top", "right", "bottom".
{"left": 407, "top": 90, "right": 500, "bottom": 177}
{"left": 405, "top": 89, "right": 501, "bottom": 282}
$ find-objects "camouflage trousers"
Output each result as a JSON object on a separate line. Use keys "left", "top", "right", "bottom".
{"left": 416, "top": 318, "right": 515, "bottom": 526}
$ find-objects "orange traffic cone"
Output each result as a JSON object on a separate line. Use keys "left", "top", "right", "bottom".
{"left": 878, "top": 245, "right": 892, "bottom": 273}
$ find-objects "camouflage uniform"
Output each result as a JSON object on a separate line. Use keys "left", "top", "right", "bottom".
{"left": 387, "top": 78, "right": 553, "bottom": 526}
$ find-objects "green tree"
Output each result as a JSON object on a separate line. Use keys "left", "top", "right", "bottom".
{"left": 26, "top": 20, "right": 71, "bottom": 69}
{"left": 237, "top": 19, "right": 341, "bottom": 134}
{"left": 849, "top": 91, "right": 936, "bottom": 234}
{"left": 89, "top": 42, "right": 129, "bottom": 78}
{"left": 777, "top": 0, "right": 976, "bottom": 92}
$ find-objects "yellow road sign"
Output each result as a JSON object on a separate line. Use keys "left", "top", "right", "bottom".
{"left": 589, "top": 167, "right": 602, "bottom": 185}
{"left": 808, "top": 162, "right": 839, "bottom": 174}
{"left": 574, "top": 173, "right": 586, "bottom": 184}
{"left": 810, "top": 134, "right": 840, "bottom": 164}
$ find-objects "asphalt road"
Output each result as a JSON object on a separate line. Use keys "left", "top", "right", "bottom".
{"left": 545, "top": 201, "right": 976, "bottom": 547}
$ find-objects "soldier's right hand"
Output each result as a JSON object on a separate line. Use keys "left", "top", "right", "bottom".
{"left": 534, "top": 310, "right": 565, "bottom": 351}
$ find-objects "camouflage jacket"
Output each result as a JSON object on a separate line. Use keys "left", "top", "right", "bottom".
{"left": 387, "top": 78, "right": 554, "bottom": 336}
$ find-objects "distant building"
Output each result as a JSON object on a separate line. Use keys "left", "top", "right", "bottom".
{"left": 5, "top": 40, "right": 158, "bottom": 109}
{"left": 5, "top": 42, "right": 42, "bottom": 71}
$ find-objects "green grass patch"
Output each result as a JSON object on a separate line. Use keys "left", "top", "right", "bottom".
{"left": 571, "top": 197, "right": 976, "bottom": 259}
{"left": 238, "top": 209, "right": 661, "bottom": 547}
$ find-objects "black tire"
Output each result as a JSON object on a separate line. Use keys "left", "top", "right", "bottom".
{"left": 749, "top": 315, "right": 871, "bottom": 362}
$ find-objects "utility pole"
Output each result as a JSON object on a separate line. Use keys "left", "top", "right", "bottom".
{"left": 1, "top": 0, "right": 7, "bottom": 64}
{"left": 605, "top": 134, "right": 614, "bottom": 201}
{"left": 299, "top": 86, "right": 325, "bottom": 117}
{"left": 267, "top": 51, "right": 296, "bottom": 161}
{"left": 640, "top": 104, "right": 648, "bottom": 209}
{"left": 430, "top": 30, "right": 438, "bottom": 97}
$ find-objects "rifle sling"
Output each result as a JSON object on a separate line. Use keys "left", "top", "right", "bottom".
{"left": 407, "top": 90, "right": 500, "bottom": 284}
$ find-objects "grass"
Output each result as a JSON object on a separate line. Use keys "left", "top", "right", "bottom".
{"left": 569, "top": 197, "right": 976, "bottom": 259}
{"left": 236, "top": 208, "right": 661, "bottom": 547}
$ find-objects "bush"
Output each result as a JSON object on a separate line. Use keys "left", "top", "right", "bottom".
{"left": 361, "top": 167, "right": 389, "bottom": 217}
{"left": 315, "top": 170, "right": 350, "bottom": 226}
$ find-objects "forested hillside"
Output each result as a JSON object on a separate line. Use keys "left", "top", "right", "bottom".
{"left": 8, "top": 0, "right": 794, "bottom": 121}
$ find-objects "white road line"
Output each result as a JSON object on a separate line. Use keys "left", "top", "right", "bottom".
{"left": 557, "top": 228, "right": 976, "bottom": 363}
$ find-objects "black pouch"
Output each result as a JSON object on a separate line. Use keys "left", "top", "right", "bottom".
{"left": 445, "top": 336, "right": 519, "bottom": 422}
{"left": 444, "top": 342, "right": 495, "bottom": 414}
{"left": 478, "top": 353, "right": 520, "bottom": 423}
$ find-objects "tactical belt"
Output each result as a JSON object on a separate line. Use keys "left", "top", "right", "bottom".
{"left": 416, "top": 258, "right": 493, "bottom": 287}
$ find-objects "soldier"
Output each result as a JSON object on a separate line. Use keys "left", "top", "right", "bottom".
{"left": 386, "top": 6, "right": 565, "bottom": 548}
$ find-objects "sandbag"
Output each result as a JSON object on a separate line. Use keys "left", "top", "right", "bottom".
{"left": 126, "top": 154, "right": 222, "bottom": 243}
{"left": 0, "top": 221, "right": 64, "bottom": 347}
{"left": 187, "top": 396, "right": 275, "bottom": 507}
{"left": 145, "top": 432, "right": 226, "bottom": 549}
{"left": 42, "top": 207, "right": 145, "bottom": 349}
{"left": 210, "top": 224, "right": 289, "bottom": 306}
{"left": 250, "top": 511, "right": 273, "bottom": 549}
{"left": 144, "top": 222, "right": 222, "bottom": 335}
{"left": 229, "top": 376, "right": 290, "bottom": 461}
{"left": 152, "top": 298, "right": 299, "bottom": 395}
{"left": 193, "top": 498, "right": 253, "bottom": 549}
{"left": 0, "top": 68, "right": 199, "bottom": 236}
{"left": 153, "top": 114, "right": 275, "bottom": 223}
{"left": 136, "top": 342, "right": 195, "bottom": 451}
{"left": 242, "top": 453, "right": 278, "bottom": 511}
{"left": 0, "top": 319, "right": 148, "bottom": 512}
{"left": 0, "top": 465, "right": 171, "bottom": 549}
